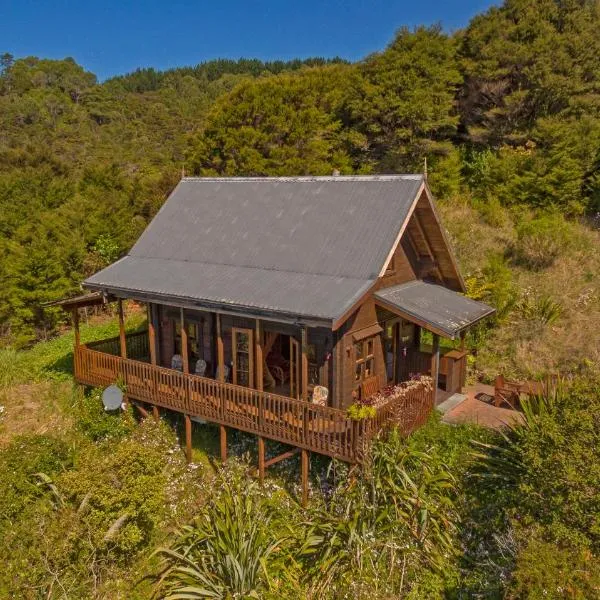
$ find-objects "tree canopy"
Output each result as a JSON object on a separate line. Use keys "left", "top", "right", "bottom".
{"left": 2, "top": 0, "right": 600, "bottom": 343}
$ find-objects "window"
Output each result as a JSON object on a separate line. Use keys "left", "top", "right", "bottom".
{"left": 354, "top": 335, "right": 376, "bottom": 383}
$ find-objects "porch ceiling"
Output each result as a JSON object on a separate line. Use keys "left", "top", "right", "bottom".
{"left": 374, "top": 280, "right": 495, "bottom": 339}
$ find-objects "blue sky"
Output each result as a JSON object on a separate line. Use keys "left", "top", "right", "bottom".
{"left": 1, "top": 0, "right": 498, "bottom": 80}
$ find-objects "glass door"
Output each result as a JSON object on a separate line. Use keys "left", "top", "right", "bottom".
{"left": 289, "top": 337, "right": 301, "bottom": 400}
{"left": 232, "top": 327, "right": 254, "bottom": 388}
{"left": 384, "top": 321, "right": 399, "bottom": 384}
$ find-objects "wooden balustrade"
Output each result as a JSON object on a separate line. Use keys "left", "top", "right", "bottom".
{"left": 74, "top": 342, "right": 434, "bottom": 464}
{"left": 87, "top": 330, "right": 149, "bottom": 360}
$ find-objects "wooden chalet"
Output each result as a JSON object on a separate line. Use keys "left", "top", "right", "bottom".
{"left": 63, "top": 175, "right": 494, "bottom": 503}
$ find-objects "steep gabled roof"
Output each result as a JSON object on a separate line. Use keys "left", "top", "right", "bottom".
{"left": 84, "top": 175, "right": 425, "bottom": 323}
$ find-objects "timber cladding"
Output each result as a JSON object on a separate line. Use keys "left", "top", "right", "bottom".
{"left": 334, "top": 297, "right": 387, "bottom": 410}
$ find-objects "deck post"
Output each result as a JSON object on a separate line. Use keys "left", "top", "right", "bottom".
{"left": 413, "top": 325, "right": 421, "bottom": 348}
{"left": 118, "top": 299, "right": 127, "bottom": 358}
{"left": 301, "top": 449, "right": 309, "bottom": 507}
{"left": 431, "top": 333, "right": 440, "bottom": 405}
{"left": 216, "top": 313, "right": 224, "bottom": 382}
{"left": 185, "top": 414, "right": 192, "bottom": 463}
{"left": 220, "top": 424, "right": 227, "bottom": 462}
{"left": 72, "top": 308, "right": 80, "bottom": 348}
{"left": 180, "top": 308, "right": 189, "bottom": 374}
{"left": 148, "top": 303, "right": 157, "bottom": 366}
{"left": 459, "top": 331, "right": 467, "bottom": 391}
{"left": 257, "top": 436, "right": 265, "bottom": 484}
{"left": 255, "top": 319, "right": 263, "bottom": 391}
{"left": 301, "top": 326, "right": 309, "bottom": 401}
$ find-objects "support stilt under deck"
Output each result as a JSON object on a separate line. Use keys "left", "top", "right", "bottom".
{"left": 431, "top": 333, "right": 440, "bottom": 405}
{"left": 257, "top": 436, "right": 265, "bottom": 484}
{"left": 220, "top": 424, "right": 227, "bottom": 462}
{"left": 185, "top": 414, "right": 192, "bottom": 463}
{"left": 301, "top": 448, "right": 309, "bottom": 507}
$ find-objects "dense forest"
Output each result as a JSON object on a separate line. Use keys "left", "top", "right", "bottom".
{"left": 1, "top": 1, "right": 600, "bottom": 597}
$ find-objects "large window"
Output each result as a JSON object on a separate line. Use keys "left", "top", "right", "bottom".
{"left": 354, "top": 336, "right": 376, "bottom": 383}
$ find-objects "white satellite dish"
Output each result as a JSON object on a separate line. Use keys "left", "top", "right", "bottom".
{"left": 102, "top": 385, "right": 124, "bottom": 411}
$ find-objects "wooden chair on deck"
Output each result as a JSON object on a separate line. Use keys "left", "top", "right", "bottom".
{"left": 194, "top": 359, "right": 207, "bottom": 377}
{"left": 494, "top": 375, "right": 522, "bottom": 409}
{"left": 311, "top": 385, "right": 328, "bottom": 407}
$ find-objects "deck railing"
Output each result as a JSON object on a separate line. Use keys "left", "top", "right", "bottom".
{"left": 74, "top": 340, "right": 434, "bottom": 463}
{"left": 87, "top": 330, "right": 149, "bottom": 361}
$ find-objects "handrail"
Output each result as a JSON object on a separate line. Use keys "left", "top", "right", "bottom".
{"left": 74, "top": 343, "right": 434, "bottom": 463}
{"left": 86, "top": 330, "right": 149, "bottom": 360}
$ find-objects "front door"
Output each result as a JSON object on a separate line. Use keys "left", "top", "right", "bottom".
{"left": 289, "top": 336, "right": 301, "bottom": 400}
{"left": 232, "top": 327, "right": 254, "bottom": 387}
{"left": 384, "top": 321, "right": 400, "bottom": 384}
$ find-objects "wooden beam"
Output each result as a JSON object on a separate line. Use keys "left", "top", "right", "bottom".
{"left": 72, "top": 308, "right": 80, "bottom": 348}
{"left": 459, "top": 331, "right": 467, "bottom": 391}
{"left": 255, "top": 319, "right": 263, "bottom": 391}
{"left": 118, "top": 299, "right": 127, "bottom": 358}
{"left": 414, "top": 325, "right": 421, "bottom": 348}
{"left": 257, "top": 436, "right": 265, "bottom": 484}
{"left": 301, "top": 449, "right": 309, "bottom": 507}
{"left": 264, "top": 447, "right": 301, "bottom": 469}
{"left": 185, "top": 414, "right": 192, "bottom": 463}
{"left": 152, "top": 405, "right": 159, "bottom": 420}
{"left": 148, "top": 303, "right": 157, "bottom": 366}
{"left": 431, "top": 333, "right": 440, "bottom": 405}
{"left": 216, "top": 313, "right": 224, "bottom": 382}
{"left": 220, "top": 424, "right": 227, "bottom": 462}
{"left": 301, "top": 327, "right": 309, "bottom": 401}
{"left": 413, "top": 210, "right": 444, "bottom": 282}
{"left": 180, "top": 308, "right": 189, "bottom": 374}
{"left": 132, "top": 402, "right": 149, "bottom": 418}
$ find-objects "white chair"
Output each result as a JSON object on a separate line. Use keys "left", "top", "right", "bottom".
{"left": 311, "top": 385, "right": 328, "bottom": 406}
{"left": 215, "top": 364, "right": 230, "bottom": 382}
{"left": 195, "top": 359, "right": 207, "bottom": 377}
{"left": 171, "top": 354, "right": 183, "bottom": 371}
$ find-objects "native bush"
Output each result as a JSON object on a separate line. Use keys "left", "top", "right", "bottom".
{"left": 471, "top": 377, "right": 600, "bottom": 598}
{"left": 299, "top": 428, "right": 460, "bottom": 597}
{"left": 73, "top": 387, "right": 136, "bottom": 441}
{"left": 155, "top": 462, "right": 295, "bottom": 599}
{"left": 59, "top": 419, "right": 186, "bottom": 557}
{"left": 513, "top": 212, "right": 578, "bottom": 270}
{"left": 0, "top": 434, "right": 74, "bottom": 524}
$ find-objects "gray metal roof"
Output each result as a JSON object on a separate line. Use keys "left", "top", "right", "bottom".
{"left": 374, "top": 280, "right": 495, "bottom": 339}
{"left": 85, "top": 256, "right": 373, "bottom": 322}
{"left": 85, "top": 176, "right": 425, "bottom": 322}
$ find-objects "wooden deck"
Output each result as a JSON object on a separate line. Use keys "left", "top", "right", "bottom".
{"left": 74, "top": 336, "right": 434, "bottom": 464}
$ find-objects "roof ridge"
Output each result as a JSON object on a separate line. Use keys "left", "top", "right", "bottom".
{"left": 180, "top": 175, "right": 424, "bottom": 182}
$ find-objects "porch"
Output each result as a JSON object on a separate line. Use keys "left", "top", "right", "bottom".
{"left": 74, "top": 334, "right": 434, "bottom": 464}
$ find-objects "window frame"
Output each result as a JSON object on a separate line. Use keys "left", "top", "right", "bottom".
{"left": 354, "top": 335, "right": 377, "bottom": 384}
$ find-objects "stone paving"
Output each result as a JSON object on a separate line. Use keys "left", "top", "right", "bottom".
{"left": 441, "top": 383, "right": 525, "bottom": 430}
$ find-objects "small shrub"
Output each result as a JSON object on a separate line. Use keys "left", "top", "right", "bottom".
{"left": 513, "top": 213, "right": 577, "bottom": 270}
{"left": 510, "top": 532, "right": 600, "bottom": 600}
{"left": 0, "top": 435, "right": 74, "bottom": 523}
{"left": 347, "top": 402, "right": 376, "bottom": 420}
{"left": 517, "top": 293, "right": 562, "bottom": 325}
{"left": 74, "top": 387, "right": 136, "bottom": 441}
